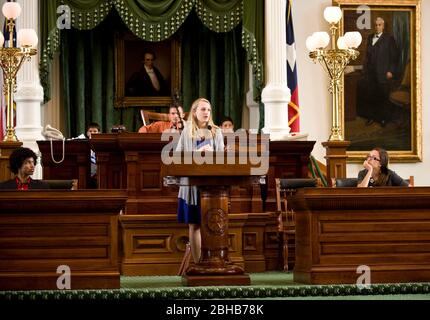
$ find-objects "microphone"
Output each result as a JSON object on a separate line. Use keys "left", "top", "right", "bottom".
{"left": 207, "top": 125, "right": 215, "bottom": 150}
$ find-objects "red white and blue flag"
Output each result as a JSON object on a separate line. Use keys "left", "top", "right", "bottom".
{"left": 286, "top": 0, "right": 300, "bottom": 132}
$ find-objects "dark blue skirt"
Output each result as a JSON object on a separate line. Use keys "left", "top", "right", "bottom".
{"left": 177, "top": 198, "right": 201, "bottom": 224}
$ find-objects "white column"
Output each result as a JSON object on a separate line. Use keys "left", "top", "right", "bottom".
{"left": 261, "top": 0, "right": 291, "bottom": 140}
{"left": 14, "top": 0, "right": 44, "bottom": 178}
{"left": 246, "top": 65, "right": 260, "bottom": 133}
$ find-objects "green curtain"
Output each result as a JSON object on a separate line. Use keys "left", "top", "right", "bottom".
{"left": 60, "top": 13, "right": 142, "bottom": 136}
{"left": 40, "top": 0, "right": 264, "bottom": 133}
{"left": 40, "top": 0, "right": 243, "bottom": 100}
{"left": 181, "top": 12, "right": 245, "bottom": 127}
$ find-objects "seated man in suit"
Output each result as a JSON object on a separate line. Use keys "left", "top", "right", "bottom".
{"left": 0, "top": 147, "right": 49, "bottom": 190}
{"left": 138, "top": 105, "right": 183, "bottom": 133}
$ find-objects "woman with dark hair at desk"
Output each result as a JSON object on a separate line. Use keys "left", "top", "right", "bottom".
{"left": 0, "top": 147, "right": 49, "bottom": 190}
{"left": 175, "top": 98, "right": 224, "bottom": 264}
{"left": 357, "top": 147, "right": 408, "bottom": 187}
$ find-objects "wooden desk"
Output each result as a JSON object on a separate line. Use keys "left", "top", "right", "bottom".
{"left": 0, "top": 190, "right": 127, "bottom": 290}
{"left": 91, "top": 133, "right": 315, "bottom": 214}
{"left": 90, "top": 133, "right": 315, "bottom": 275}
{"left": 293, "top": 187, "right": 430, "bottom": 284}
{"left": 37, "top": 140, "right": 91, "bottom": 189}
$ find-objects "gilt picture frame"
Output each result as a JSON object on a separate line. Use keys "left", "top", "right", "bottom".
{"left": 334, "top": 0, "right": 421, "bottom": 162}
{"left": 115, "top": 31, "right": 181, "bottom": 108}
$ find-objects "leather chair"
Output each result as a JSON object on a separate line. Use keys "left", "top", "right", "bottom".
{"left": 333, "top": 178, "right": 358, "bottom": 187}
{"left": 44, "top": 179, "right": 78, "bottom": 190}
{"left": 275, "top": 178, "right": 317, "bottom": 271}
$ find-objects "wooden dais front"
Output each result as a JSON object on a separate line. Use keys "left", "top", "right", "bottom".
{"left": 293, "top": 187, "right": 430, "bottom": 284}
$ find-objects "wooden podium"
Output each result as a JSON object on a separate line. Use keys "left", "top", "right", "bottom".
{"left": 163, "top": 151, "right": 268, "bottom": 286}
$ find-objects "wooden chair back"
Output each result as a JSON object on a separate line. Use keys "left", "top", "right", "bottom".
{"left": 275, "top": 178, "right": 317, "bottom": 271}
{"left": 140, "top": 110, "right": 169, "bottom": 126}
{"left": 406, "top": 175, "right": 414, "bottom": 187}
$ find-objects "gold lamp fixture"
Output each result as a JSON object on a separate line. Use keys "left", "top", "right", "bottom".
{"left": 306, "top": 6, "right": 362, "bottom": 141}
{"left": 0, "top": 2, "right": 38, "bottom": 142}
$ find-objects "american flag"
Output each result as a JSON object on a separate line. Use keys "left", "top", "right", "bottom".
{"left": 286, "top": 0, "right": 300, "bottom": 132}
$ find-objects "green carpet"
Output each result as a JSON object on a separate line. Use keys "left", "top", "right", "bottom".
{"left": 2, "top": 272, "right": 430, "bottom": 300}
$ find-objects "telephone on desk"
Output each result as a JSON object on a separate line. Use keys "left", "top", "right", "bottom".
{"left": 42, "top": 125, "right": 65, "bottom": 164}
{"left": 42, "top": 125, "right": 64, "bottom": 140}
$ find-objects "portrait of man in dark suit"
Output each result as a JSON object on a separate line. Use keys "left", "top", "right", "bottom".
{"left": 125, "top": 50, "right": 169, "bottom": 97}
{"left": 356, "top": 16, "right": 400, "bottom": 127}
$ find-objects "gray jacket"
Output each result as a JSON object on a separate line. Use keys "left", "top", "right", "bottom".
{"left": 176, "top": 124, "right": 225, "bottom": 206}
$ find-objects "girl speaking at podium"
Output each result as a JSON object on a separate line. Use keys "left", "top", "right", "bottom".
{"left": 175, "top": 98, "right": 224, "bottom": 264}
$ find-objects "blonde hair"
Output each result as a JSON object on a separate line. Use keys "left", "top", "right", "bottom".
{"left": 186, "top": 98, "right": 218, "bottom": 138}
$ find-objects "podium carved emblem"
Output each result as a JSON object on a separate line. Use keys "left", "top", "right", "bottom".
{"left": 206, "top": 208, "right": 227, "bottom": 236}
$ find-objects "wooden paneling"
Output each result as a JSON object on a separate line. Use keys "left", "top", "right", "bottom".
{"left": 242, "top": 213, "right": 269, "bottom": 272}
{"left": 37, "top": 140, "right": 92, "bottom": 189}
{"left": 120, "top": 214, "right": 247, "bottom": 275}
{"left": 0, "top": 190, "right": 127, "bottom": 290}
{"left": 293, "top": 187, "right": 430, "bottom": 284}
{"left": 0, "top": 142, "right": 22, "bottom": 182}
{"left": 90, "top": 133, "right": 315, "bottom": 275}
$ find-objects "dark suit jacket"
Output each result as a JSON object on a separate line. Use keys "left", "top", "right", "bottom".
{"left": 126, "top": 66, "right": 168, "bottom": 96}
{"left": 364, "top": 32, "right": 399, "bottom": 84}
{"left": 0, "top": 178, "right": 51, "bottom": 190}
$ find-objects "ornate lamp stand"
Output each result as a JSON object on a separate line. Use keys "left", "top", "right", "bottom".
{"left": 0, "top": 2, "right": 38, "bottom": 142}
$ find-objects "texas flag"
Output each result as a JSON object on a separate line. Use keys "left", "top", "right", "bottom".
{"left": 286, "top": 0, "right": 300, "bottom": 132}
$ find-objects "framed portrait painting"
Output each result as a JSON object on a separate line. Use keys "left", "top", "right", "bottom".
{"left": 115, "top": 31, "right": 181, "bottom": 108}
{"left": 334, "top": 0, "right": 421, "bottom": 162}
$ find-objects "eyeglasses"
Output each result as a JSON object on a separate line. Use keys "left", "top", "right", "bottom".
{"left": 366, "top": 155, "right": 380, "bottom": 161}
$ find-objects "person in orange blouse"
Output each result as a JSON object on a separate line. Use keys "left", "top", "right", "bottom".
{"left": 138, "top": 106, "right": 183, "bottom": 133}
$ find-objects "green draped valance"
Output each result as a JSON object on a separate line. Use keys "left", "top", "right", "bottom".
{"left": 40, "top": 0, "right": 264, "bottom": 105}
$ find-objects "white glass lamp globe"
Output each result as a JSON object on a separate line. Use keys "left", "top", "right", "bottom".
{"left": 306, "top": 35, "right": 317, "bottom": 51}
{"left": 18, "top": 29, "right": 38, "bottom": 47}
{"left": 2, "top": 2, "right": 21, "bottom": 20}
{"left": 323, "top": 6, "right": 342, "bottom": 24}
{"left": 312, "top": 31, "right": 330, "bottom": 49}
{"left": 344, "top": 31, "right": 362, "bottom": 48}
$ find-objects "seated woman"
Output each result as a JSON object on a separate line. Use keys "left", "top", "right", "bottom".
{"left": 357, "top": 147, "right": 408, "bottom": 187}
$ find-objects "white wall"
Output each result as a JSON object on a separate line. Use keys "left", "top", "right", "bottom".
{"left": 292, "top": 0, "right": 429, "bottom": 186}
